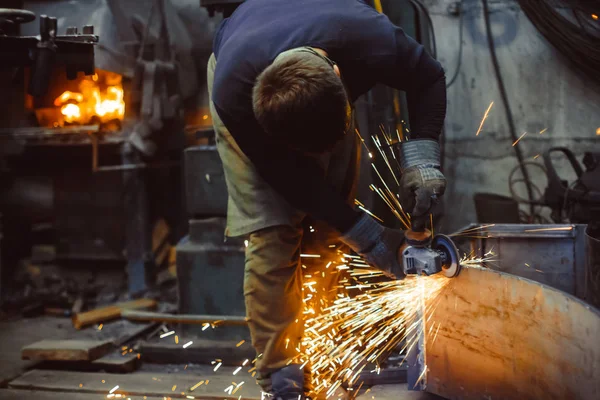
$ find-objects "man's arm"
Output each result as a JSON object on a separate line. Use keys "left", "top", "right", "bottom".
{"left": 341, "top": 9, "right": 447, "bottom": 225}
{"left": 405, "top": 53, "right": 447, "bottom": 141}
{"left": 387, "top": 28, "right": 448, "bottom": 226}
{"left": 380, "top": 27, "right": 447, "bottom": 140}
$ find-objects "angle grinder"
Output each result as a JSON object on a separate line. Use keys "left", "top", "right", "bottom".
{"left": 399, "top": 216, "right": 461, "bottom": 278}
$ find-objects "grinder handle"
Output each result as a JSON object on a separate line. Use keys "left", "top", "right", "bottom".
{"left": 410, "top": 216, "right": 427, "bottom": 232}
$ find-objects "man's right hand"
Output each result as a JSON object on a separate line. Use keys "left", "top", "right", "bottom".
{"left": 340, "top": 213, "right": 406, "bottom": 279}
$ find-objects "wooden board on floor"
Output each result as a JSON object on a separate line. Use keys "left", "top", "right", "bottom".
{"left": 0, "top": 389, "right": 163, "bottom": 400}
{"left": 92, "top": 352, "right": 140, "bottom": 373}
{"left": 113, "top": 321, "right": 158, "bottom": 347}
{"left": 0, "top": 316, "right": 160, "bottom": 386}
{"left": 22, "top": 340, "right": 114, "bottom": 361}
{"left": 9, "top": 368, "right": 262, "bottom": 399}
{"left": 140, "top": 339, "right": 255, "bottom": 365}
{"left": 36, "top": 351, "right": 141, "bottom": 374}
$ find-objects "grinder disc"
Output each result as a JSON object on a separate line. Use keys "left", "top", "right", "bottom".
{"left": 431, "top": 234, "right": 461, "bottom": 278}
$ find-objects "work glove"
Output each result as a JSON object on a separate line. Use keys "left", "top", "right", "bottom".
{"left": 340, "top": 213, "right": 406, "bottom": 279}
{"left": 398, "top": 139, "right": 446, "bottom": 231}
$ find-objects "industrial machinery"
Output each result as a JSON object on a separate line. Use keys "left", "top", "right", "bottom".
{"left": 543, "top": 147, "right": 600, "bottom": 225}
{"left": 0, "top": 8, "right": 98, "bottom": 97}
{"left": 401, "top": 215, "right": 462, "bottom": 278}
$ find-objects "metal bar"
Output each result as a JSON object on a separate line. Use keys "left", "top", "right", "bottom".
{"left": 0, "top": 125, "right": 99, "bottom": 136}
{"left": 121, "top": 310, "right": 248, "bottom": 326}
{"left": 454, "top": 224, "right": 577, "bottom": 239}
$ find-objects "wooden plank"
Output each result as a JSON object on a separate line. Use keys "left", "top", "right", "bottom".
{"left": 426, "top": 266, "right": 600, "bottom": 400}
{"left": 0, "top": 317, "right": 157, "bottom": 386}
{"left": 152, "top": 219, "right": 170, "bottom": 253}
{"left": 113, "top": 322, "right": 158, "bottom": 348}
{"left": 0, "top": 389, "right": 162, "bottom": 399}
{"left": 9, "top": 368, "right": 262, "bottom": 399}
{"left": 92, "top": 352, "right": 141, "bottom": 373}
{"left": 36, "top": 352, "right": 141, "bottom": 374}
{"left": 22, "top": 340, "right": 113, "bottom": 361}
{"left": 72, "top": 299, "right": 157, "bottom": 330}
{"left": 140, "top": 339, "right": 255, "bottom": 365}
{"left": 155, "top": 243, "right": 170, "bottom": 266}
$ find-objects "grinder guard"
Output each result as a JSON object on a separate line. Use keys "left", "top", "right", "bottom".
{"left": 432, "top": 234, "right": 461, "bottom": 278}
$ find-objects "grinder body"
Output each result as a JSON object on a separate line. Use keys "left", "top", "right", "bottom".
{"left": 400, "top": 219, "right": 461, "bottom": 278}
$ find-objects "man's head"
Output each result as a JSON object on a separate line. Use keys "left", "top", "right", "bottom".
{"left": 252, "top": 47, "right": 349, "bottom": 154}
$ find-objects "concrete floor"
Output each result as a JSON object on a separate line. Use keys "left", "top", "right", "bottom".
{"left": 356, "top": 384, "right": 444, "bottom": 400}
{"left": 0, "top": 316, "right": 446, "bottom": 400}
{"left": 0, "top": 315, "right": 147, "bottom": 385}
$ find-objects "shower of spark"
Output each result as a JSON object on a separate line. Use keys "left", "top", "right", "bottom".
{"left": 460, "top": 250, "right": 497, "bottom": 268}
{"left": 362, "top": 126, "right": 411, "bottom": 229}
{"left": 292, "top": 245, "right": 496, "bottom": 399}
{"left": 285, "top": 127, "right": 501, "bottom": 398}
{"left": 294, "top": 256, "right": 450, "bottom": 398}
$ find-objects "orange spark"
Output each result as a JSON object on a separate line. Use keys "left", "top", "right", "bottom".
{"left": 512, "top": 132, "right": 527, "bottom": 146}
{"left": 476, "top": 101, "right": 494, "bottom": 136}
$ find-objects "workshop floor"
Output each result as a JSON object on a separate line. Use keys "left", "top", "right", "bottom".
{"left": 0, "top": 316, "right": 444, "bottom": 400}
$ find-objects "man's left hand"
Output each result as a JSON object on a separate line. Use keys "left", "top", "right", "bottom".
{"left": 398, "top": 139, "right": 446, "bottom": 231}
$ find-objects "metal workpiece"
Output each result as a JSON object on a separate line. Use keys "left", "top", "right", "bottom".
{"left": 455, "top": 223, "right": 588, "bottom": 300}
{"left": 426, "top": 266, "right": 600, "bottom": 400}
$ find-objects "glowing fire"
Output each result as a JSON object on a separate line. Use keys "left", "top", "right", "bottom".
{"left": 54, "top": 73, "right": 125, "bottom": 125}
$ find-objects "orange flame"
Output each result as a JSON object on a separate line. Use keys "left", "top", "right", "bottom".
{"left": 54, "top": 73, "right": 125, "bottom": 125}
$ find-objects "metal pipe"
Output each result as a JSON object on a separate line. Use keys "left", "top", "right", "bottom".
{"left": 121, "top": 310, "right": 248, "bottom": 326}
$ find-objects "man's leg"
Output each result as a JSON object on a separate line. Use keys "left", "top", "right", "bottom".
{"left": 207, "top": 53, "right": 307, "bottom": 396}
{"left": 245, "top": 224, "right": 306, "bottom": 396}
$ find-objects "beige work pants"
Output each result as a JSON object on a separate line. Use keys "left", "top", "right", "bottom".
{"left": 207, "top": 53, "right": 360, "bottom": 391}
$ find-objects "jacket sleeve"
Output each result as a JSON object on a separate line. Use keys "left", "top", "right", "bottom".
{"left": 382, "top": 27, "right": 447, "bottom": 141}
{"left": 339, "top": 5, "right": 447, "bottom": 141}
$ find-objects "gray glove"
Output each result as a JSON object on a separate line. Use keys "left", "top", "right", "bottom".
{"left": 398, "top": 139, "right": 446, "bottom": 231}
{"left": 340, "top": 213, "right": 406, "bottom": 279}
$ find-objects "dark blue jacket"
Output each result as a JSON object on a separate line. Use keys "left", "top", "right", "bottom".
{"left": 212, "top": 0, "right": 446, "bottom": 232}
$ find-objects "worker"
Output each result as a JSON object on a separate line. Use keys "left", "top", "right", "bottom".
{"left": 206, "top": 0, "right": 447, "bottom": 398}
